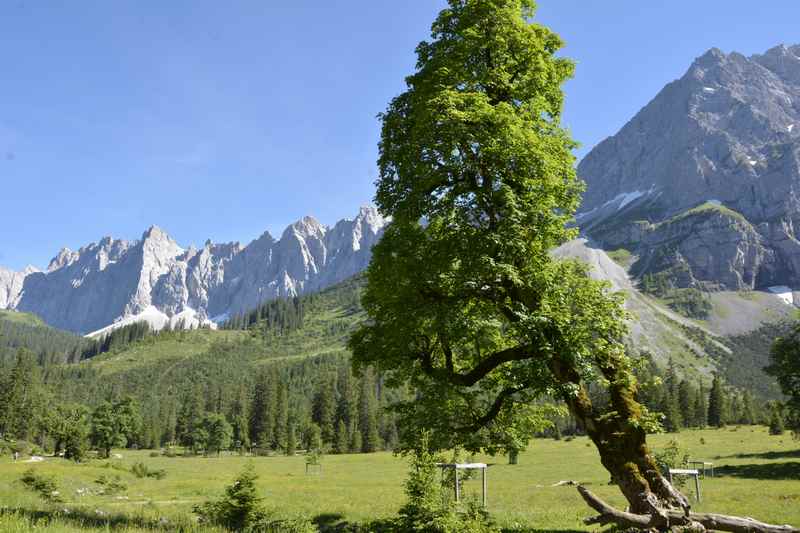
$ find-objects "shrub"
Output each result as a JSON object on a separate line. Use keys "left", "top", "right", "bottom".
{"left": 20, "top": 469, "right": 63, "bottom": 503}
{"left": 653, "top": 440, "right": 690, "bottom": 488}
{"left": 398, "top": 433, "right": 498, "bottom": 533}
{"left": 195, "top": 463, "right": 314, "bottom": 532}
{"left": 95, "top": 474, "right": 127, "bottom": 495}
{"left": 131, "top": 462, "right": 167, "bottom": 480}
{"left": 194, "top": 463, "right": 270, "bottom": 531}
{"left": 769, "top": 409, "right": 785, "bottom": 435}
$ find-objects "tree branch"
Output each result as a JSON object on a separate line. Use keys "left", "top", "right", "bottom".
{"left": 578, "top": 485, "right": 800, "bottom": 533}
{"left": 453, "top": 385, "right": 526, "bottom": 433}
{"left": 419, "top": 344, "right": 534, "bottom": 387}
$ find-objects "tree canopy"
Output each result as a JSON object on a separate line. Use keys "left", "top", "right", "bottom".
{"left": 766, "top": 325, "right": 800, "bottom": 433}
{"left": 350, "top": 0, "right": 691, "bottom": 521}
{"left": 351, "top": 0, "right": 628, "bottom": 452}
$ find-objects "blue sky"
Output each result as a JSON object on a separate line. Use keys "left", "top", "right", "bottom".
{"left": 1, "top": 0, "right": 798, "bottom": 270}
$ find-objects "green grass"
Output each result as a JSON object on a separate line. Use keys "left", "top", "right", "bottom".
{"left": 605, "top": 248, "right": 633, "bottom": 268}
{"left": 1, "top": 427, "right": 798, "bottom": 531}
{"left": 657, "top": 201, "right": 751, "bottom": 228}
{"left": 85, "top": 329, "right": 250, "bottom": 375}
{"left": 0, "top": 309, "right": 45, "bottom": 327}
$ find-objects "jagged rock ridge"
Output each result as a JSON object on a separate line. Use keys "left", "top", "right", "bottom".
{"left": 578, "top": 44, "right": 800, "bottom": 290}
{"left": 0, "top": 207, "right": 387, "bottom": 335}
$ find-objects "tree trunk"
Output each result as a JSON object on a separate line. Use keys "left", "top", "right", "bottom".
{"left": 549, "top": 356, "right": 690, "bottom": 523}
{"left": 547, "top": 354, "right": 800, "bottom": 532}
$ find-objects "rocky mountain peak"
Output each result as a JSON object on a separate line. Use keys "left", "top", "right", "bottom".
{"left": 578, "top": 43, "right": 800, "bottom": 292}
{"left": 0, "top": 207, "right": 389, "bottom": 334}
{"left": 47, "top": 248, "right": 79, "bottom": 272}
{"left": 752, "top": 43, "right": 800, "bottom": 85}
{"left": 284, "top": 216, "right": 326, "bottom": 240}
{"left": 354, "top": 205, "right": 387, "bottom": 231}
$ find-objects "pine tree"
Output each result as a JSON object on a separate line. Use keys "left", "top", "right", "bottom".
{"left": 350, "top": 425, "right": 362, "bottom": 454}
{"left": 0, "top": 349, "right": 46, "bottom": 441}
{"left": 382, "top": 416, "right": 400, "bottom": 451}
{"left": 249, "top": 372, "right": 276, "bottom": 450}
{"left": 274, "top": 383, "right": 288, "bottom": 452}
{"left": 336, "top": 366, "right": 358, "bottom": 437}
{"left": 162, "top": 399, "right": 178, "bottom": 446}
{"left": 740, "top": 390, "right": 757, "bottom": 425}
{"left": 312, "top": 378, "right": 336, "bottom": 447}
{"left": 359, "top": 372, "right": 382, "bottom": 452}
{"left": 730, "top": 394, "right": 742, "bottom": 426}
{"left": 677, "top": 380, "right": 694, "bottom": 428}
{"left": 306, "top": 422, "right": 323, "bottom": 453}
{"left": 769, "top": 407, "right": 785, "bottom": 435}
{"left": 286, "top": 421, "right": 297, "bottom": 456}
{"left": 660, "top": 389, "right": 682, "bottom": 433}
{"left": 229, "top": 388, "right": 250, "bottom": 452}
{"left": 664, "top": 358, "right": 679, "bottom": 398}
{"left": 335, "top": 419, "right": 349, "bottom": 454}
{"left": 707, "top": 374, "right": 726, "bottom": 428}
{"left": 177, "top": 385, "right": 205, "bottom": 453}
{"left": 694, "top": 383, "right": 707, "bottom": 428}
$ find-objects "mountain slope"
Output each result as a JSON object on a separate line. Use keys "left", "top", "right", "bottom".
{"left": 47, "top": 276, "right": 365, "bottom": 405}
{"left": 556, "top": 239, "right": 788, "bottom": 397}
{"left": 0, "top": 309, "right": 89, "bottom": 364}
{"left": 0, "top": 207, "right": 386, "bottom": 335}
{"left": 578, "top": 44, "right": 800, "bottom": 291}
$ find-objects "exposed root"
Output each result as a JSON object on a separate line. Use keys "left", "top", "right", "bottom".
{"left": 577, "top": 485, "right": 800, "bottom": 533}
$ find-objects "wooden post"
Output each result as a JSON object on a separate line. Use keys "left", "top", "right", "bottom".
{"left": 454, "top": 468, "right": 460, "bottom": 502}
{"left": 481, "top": 467, "right": 487, "bottom": 507}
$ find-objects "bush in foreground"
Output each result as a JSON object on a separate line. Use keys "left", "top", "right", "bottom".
{"left": 19, "top": 468, "right": 63, "bottom": 503}
{"left": 194, "top": 462, "right": 314, "bottom": 532}
{"left": 398, "top": 433, "right": 498, "bottom": 533}
{"left": 131, "top": 461, "right": 167, "bottom": 480}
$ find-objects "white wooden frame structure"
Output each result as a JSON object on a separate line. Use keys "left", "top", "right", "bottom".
{"left": 687, "top": 460, "right": 714, "bottom": 478}
{"left": 436, "top": 463, "right": 488, "bottom": 506}
{"left": 668, "top": 468, "right": 702, "bottom": 502}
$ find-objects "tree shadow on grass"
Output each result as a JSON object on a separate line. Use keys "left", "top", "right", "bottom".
{"left": 499, "top": 530, "right": 586, "bottom": 533}
{"left": 312, "top": 513, "right": 586, "bottom": 533}
{"left": 716, "top": 461, "right": 800, "bottom": 480}
{"left": 0, "top": 507, "right": 176, "bottom": 531}
{"left": 717, "top": 449, "right": 800, "bottom": 461}
{"left": 313, "top": 513, "right": 395, "bottom": 532}
{"left": 312, "top": 513, "right": 582, "bottom": 533}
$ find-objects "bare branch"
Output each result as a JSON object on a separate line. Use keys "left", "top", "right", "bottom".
{"left": 578, "top": 485, "right": 800, "bottom": 533}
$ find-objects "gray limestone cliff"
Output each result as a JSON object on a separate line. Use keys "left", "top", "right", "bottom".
{"left": 0, "top": 207, "right": 387, "bottom": 334}
{"left": 578, "top": 44, "right": 800, "bottom": 290}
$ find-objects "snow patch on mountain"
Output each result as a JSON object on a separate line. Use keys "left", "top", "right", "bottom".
{"left": 768, "top": 286, "right": 795, "bottom": 306}
{"left": 0, "top": 207, "right": 388, "bottom": 334}
{"left": 85, "top": 305, "right": 216, "bottom": 338}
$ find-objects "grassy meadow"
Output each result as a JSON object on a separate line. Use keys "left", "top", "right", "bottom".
{"left": 0, "top": 426, "right": 798, "bottom": 532}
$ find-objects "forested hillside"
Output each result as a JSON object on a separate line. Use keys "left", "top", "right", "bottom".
{"left": 0, "top": 309, "right": 89, "bottom": 365}
{"left": 1, "top": 276, "right": 406, "bottom": 455}
{"left": 0, "top": 272, "right": 790, "bottom": 461}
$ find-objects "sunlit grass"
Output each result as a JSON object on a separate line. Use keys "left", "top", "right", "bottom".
{"left": 1, "top": 426, "right": 798, "bottom": 531}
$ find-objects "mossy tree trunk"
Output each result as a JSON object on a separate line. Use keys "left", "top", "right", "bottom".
{"left": 549, "top": 356, "right": 690, "bottom": 520}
